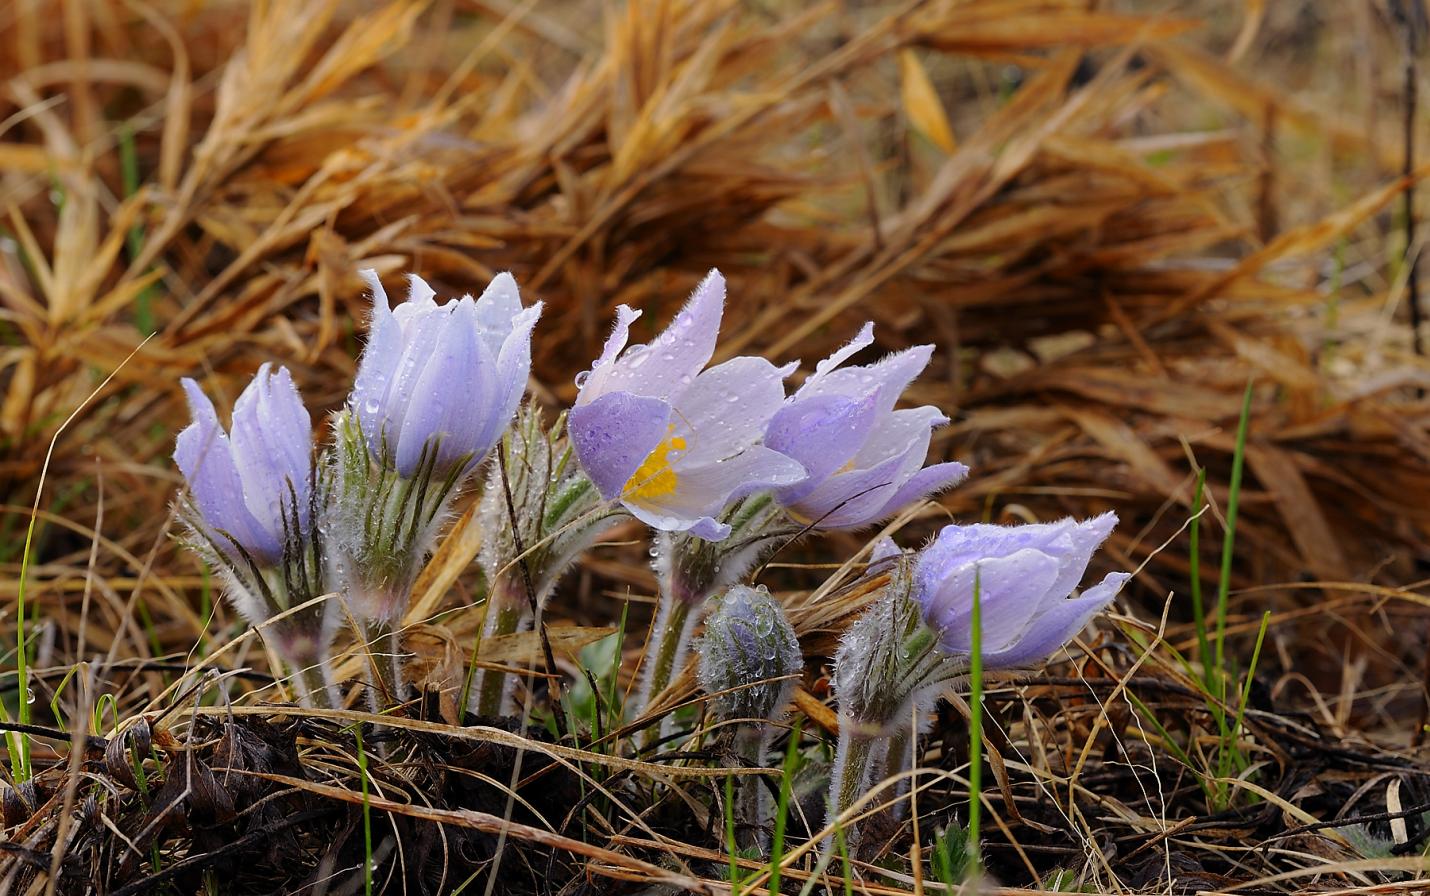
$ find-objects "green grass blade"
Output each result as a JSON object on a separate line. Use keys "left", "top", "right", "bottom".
{"left": 354, "top": 724, "right": 374, "bottom": 896}
{"left": 1213, "top": 381, "right": 1255, "bottom": 703}
{"left": 767, "top": 719, "right": 802, "bottom": 894}
{"left": 725, "top": 773, "right": 740, "bottom": 892}
{"left": 967, "top": 566, "right": 983, "bottom": 869}
{"left": 1189, "top": 468, "right": 1213, "bottom": 686}
{"left": 1228, "top": 610, "right": 1271, "bottom": 777}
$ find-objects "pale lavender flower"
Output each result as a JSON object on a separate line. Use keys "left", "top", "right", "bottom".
{"left": 765, "top": 323, "right": 967, "bottom": 529}
{"left": 175, "top": 364, "right": 312, "bottom": 567}
{"left": 351, "top": 269, "right": 542, "bottom": 478}
{"left": 825, "top": 515, "right": 1127, "bottom": 843}
{"left": 335, "top": 269, "right": 542, "bottom": 704}
{"left": 914, "top": 512, "right": 1129, "bottom": 669}
{"left": 174, "top": 365, "right": 335, "bottom": 706}
{"left": 568, "top": 270, "right": 806, "bottom": 541}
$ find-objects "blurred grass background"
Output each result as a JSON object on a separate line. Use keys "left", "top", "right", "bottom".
{"left": 1, "top": 0, "right": 1429, "bottom": 890}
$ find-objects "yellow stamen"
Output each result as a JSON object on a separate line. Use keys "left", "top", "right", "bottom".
{"left": 624, "top": 426, "right": 687, "bottom": 501}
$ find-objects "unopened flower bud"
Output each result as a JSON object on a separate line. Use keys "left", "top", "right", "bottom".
{"left": 698, "top": 585, "right": 801, "bottom": 723}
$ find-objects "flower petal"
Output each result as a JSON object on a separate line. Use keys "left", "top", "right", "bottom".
{"left": 229, "top": 364, "right": 312, "bottom": 539}
{"left": 766, "top": 391, "right": 878, "bottom": 506}
{"left": 625, "top": 446, "right": 805, "bottom": 540}
{"left": 982, "top": 572, "right": 1129, "bottom": 669}
{"left": 1043, "top": 512, "right": 1118, "bottom": 605}
{"left": 577, "top": 304, "right": 642, "bottom": 401}
{"left": 802, "top": 343, "right": 934, "bottom": 416}
{"left": 376, "top": 301, "right": 448, "bottom": 469}
{"left": 352, "top": 269, "right": 404, "bottom": 444}
{"left": 392, "top": 273, "right": 438, "bottom": 325}
{"left": 478, "top": 301, "right": 543, "bottom": 459}
{"left": 926, "top": 548, "right": 1063, "bottom": 653}
{"left": 568, "top": 390, "right": 672, "bottom": 499}
{"left": 473, "top": 272, "right": 524, "bottom": 358}
{"left": 673, "top": 355, "right": 791, "bottom": 467}
{"left": 784, "top": 448, "right": 907, "bottom": 528}
{"left": 174, "top": 379, "right": 280, "bottom": 561}
{"left": 804, "top": 322, "right": 875, "bottom": 389}
{"left": 850, "top": 404, "right": 947, "bottom": 468}
{"left": 869, "top": 459, "right": 969, "bottom": 520}
{"left": 394, "top": 297, "right": 491, "bottom": 475}
{"left": 590, "top": 270, "right": 725, "bottom": 402}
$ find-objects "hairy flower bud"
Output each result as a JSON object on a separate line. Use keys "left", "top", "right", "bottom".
{"left": 697, "top": 585, "right": 801, "bottom": 723}
{"left": 698, "top": 584, "right": 802, "bottom": 854}
{"left": 468, "top": 406, "right": 616, "bottom": 715}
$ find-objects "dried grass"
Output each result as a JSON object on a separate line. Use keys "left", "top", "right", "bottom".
{"left": 1, "top": 0, "right": 1428, "bottom": 893}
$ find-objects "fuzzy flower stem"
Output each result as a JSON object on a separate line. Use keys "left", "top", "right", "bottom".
{"left": 827, "top": 725, "right": 883, "bottom": 849}
{"left": 636, "top": 575, "right": 697, "bottom": 725}
{"left": 361, "top": 615, "right": 403, "bottom": 711}
{"left": 290, "top": 652, "right": 339, "bottom": 709}
{"left": 472, "top": 571, "right": 527, "bottom": 716}
{"left": 733, "top": 723, "right": 778, "bottom": 852}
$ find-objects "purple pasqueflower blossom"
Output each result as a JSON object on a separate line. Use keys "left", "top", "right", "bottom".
{"left": 350, "top": 269, "right": 542, "bottom": 479}
{"left": 568, "top": 270, "right": 806, "bottom": 541}
{"left": 175, "top": 364, "right": 313, "bottom": 566}
{"left": 914, "top": 512, "right": 1129, "bottom": 669}
{"left": 765, "top": 323, "right": 967, "bottom": 529}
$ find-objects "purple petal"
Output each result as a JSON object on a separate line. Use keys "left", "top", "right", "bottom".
{"left": 476, "top": 301, "right": 543, "bottom": 461}
{"left": 229, "top": 364, "right": 313, "bottom": 538}
{"left": 587, "top": 270, "right": 725, "bottom": 402}
{"left": 927, "top": 548, "right": 1063, "bottom": 653}
{"left": 352, "top": 270, "right": 404, "bottom": 443}
{"left": 804, "top": 322, "right": 875, "bottom": 388}
{"left": 569, "top": 391, "right": 672, "bottom": 499}
{"left": 918, "top": 520, "right": 1078, "bottom": 590}
{"left": 869, "top": 459, "right": 969, "bottom": 520}
{"left": 982, "top": 572, "right": 1129, "bottom": 669}
{"left": 577, "top": 304, "right": 642, "bottom": 399}
{"left": 394, "top": 297, "right": 491, "bottom": 475}
{"left": 784, "top": 446, "right": 909, "bottom": 528}
{"left": 174, "top": 379, "right": 280, "bottom": 562}
{"left": 766, "top": 392, "right": 878, "bottom": 506}
{"left": 673, "top": 355, "right": 791, "bottom": 466}
{"left": 624, "top": 445, "right": 805, "bottom": 540}
{"left": 392, "top": 273, "right": 438, "bottom": 325}
{"left": 473, "top": 272, "right": 524, "bottom": 358}
{"left": 869, "top": 536, "right": 903, "bottom": 565}
{"left": 1042, "top": 512, "right": 1118, "bottom": 604}
{"left": 802, "top": 343, "right": 935, "bottom": 417}
{"left": 376, "top": 302, "right": 447, "bottom": 468}
{"left": 850, "top": 405, "right": 947, "bottom": 468}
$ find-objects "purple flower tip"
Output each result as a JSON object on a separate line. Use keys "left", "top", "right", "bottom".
{"left": 174, "top": 364, "right": 313, "bottom": 565}
{"left": 913, "top": 512, "right": 1127, "bottom": 669}
{"left": 349, "top": 269, "right": 541, "bottom": 478}
{"left": 765, "top": 323, "right": 967, "bottom": 529}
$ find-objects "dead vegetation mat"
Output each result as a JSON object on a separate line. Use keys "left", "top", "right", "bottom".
{"left": 1, "top": 0, "right": 1429, "bottom": 893}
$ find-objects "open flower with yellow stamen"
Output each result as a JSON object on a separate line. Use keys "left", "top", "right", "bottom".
{"left": 569, "top": 271, "right": 807, "bottom": 728}
{"left": 569, "top": 270, "right": 806, "bottom": 541}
